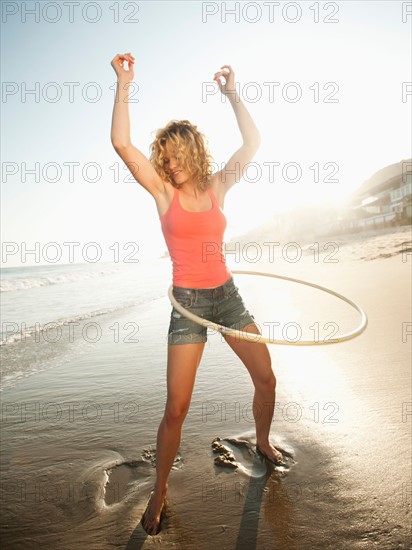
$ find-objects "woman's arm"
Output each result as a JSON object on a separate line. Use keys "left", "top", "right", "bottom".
{"left": 111, "top": 52, "right": 135, "bottom": 147}
{"left": 213, "top": 66, "right": 261, "bottom": 192}
{"left": 110, "top": 53, "right": 165, "bottom": 198}
{"left": 228, "top": 91, "right": 261, "bottom": 148}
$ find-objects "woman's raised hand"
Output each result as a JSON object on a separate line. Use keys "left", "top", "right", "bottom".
{"left": 213, "top": 65, "right": 236, "bottom": 96}
{"left": 111, "top": 52, "right": 135, "bottom": 81}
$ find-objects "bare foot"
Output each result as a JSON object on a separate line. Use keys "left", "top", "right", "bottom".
{"left": 256, "top": 442, "right": 285, "bottom": 466}
{"left": 141, "top": 483, "right": 168, "bottom": 535}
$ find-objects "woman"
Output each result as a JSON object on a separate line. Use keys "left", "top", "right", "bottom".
{"left": 110, "top": 52, "right": 284, "bottom": 536}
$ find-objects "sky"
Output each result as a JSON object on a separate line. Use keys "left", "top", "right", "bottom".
{"left": 1, "top": 0, "right": 411, "bottom": 267}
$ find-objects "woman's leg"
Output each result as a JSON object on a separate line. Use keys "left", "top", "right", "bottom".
{"left": 141, "top": 341, "right": 206, "bottom": 535}
{"left": 223, "top": 323, "right": 283, "bottom": 463}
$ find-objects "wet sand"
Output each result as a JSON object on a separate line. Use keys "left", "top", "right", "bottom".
{"left": 1, "top": 226, "right": 411, "bottom": 549}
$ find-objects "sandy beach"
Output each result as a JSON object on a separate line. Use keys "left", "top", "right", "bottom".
{"left": 1, "top": 225, "right": 411, "bottom": 549}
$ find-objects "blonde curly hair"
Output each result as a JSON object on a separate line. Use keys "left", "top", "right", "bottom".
{"left": 149, "top": 120, "right": 214, "bottom": 191}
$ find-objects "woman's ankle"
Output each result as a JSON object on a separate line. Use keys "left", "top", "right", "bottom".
{"left": 154, "top": 480, "right": 168, "bottom": 494}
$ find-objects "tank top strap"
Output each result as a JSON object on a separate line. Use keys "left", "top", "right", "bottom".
{"left": 170, "top": 185, "right": 178, "bottom": 208}
{"left": 207, "top": 186, "right": 218, "bottom": 206}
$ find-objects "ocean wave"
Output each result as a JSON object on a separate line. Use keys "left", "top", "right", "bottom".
{"left": 0, "top": 268, "right": 121, "bottom": 293}
{"left": 0, "top": 300, "right": 144, "bottom": 346}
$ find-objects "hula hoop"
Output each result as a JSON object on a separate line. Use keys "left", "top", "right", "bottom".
{"left": 167, "top": 270, "right": 368, "bottom": 346}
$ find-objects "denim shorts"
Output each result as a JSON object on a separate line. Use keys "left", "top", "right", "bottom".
{"left": 168, "top": 276, "right": 256, "bottom": 345}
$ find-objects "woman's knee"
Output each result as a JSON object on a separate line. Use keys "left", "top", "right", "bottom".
{"left": 164, "top": 401, "right": 191, "bottom": 426}
{"left": 255, "top": 366, "right": 276, "bottom": 392}
{"left": 265, "top": 372, "right": 277, "bottom": 392}
{"left": 270, "top": 372, "right": 277, "bottom": 391}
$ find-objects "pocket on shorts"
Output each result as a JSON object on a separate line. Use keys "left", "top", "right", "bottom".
{"left": 226, "top": 284, "right": 239, "bottom": 298}
{"left": 173, "top": 292, "right": 193, "bottom": 309}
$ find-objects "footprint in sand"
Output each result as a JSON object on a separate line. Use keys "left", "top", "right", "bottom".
{"left": 211, "top": 436, "right": 295, "bottom": 477}
{"left": 103, "top": 448, "right": 184, "bottom": 505}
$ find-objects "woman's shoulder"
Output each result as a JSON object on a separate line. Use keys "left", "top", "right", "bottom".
{"left": 163, "top": 179, "right": 176, "bottom": 195}
{"left": 207, "top": 175, "right": 226, "bottom": 209}
{"left": 154, "top": 180, "right": 176, "bottom": 219}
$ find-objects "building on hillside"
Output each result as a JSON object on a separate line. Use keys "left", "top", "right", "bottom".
{"left": 344, "top": 159, "right": 412, "bottom": 230}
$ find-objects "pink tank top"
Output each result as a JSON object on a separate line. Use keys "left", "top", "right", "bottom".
{"left": 160, "top": 186, "right": 232, "bottom": 288}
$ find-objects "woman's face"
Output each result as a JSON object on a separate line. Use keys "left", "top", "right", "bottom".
{"left": 163, "top": 145, "right": 191, "bottom": 184}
